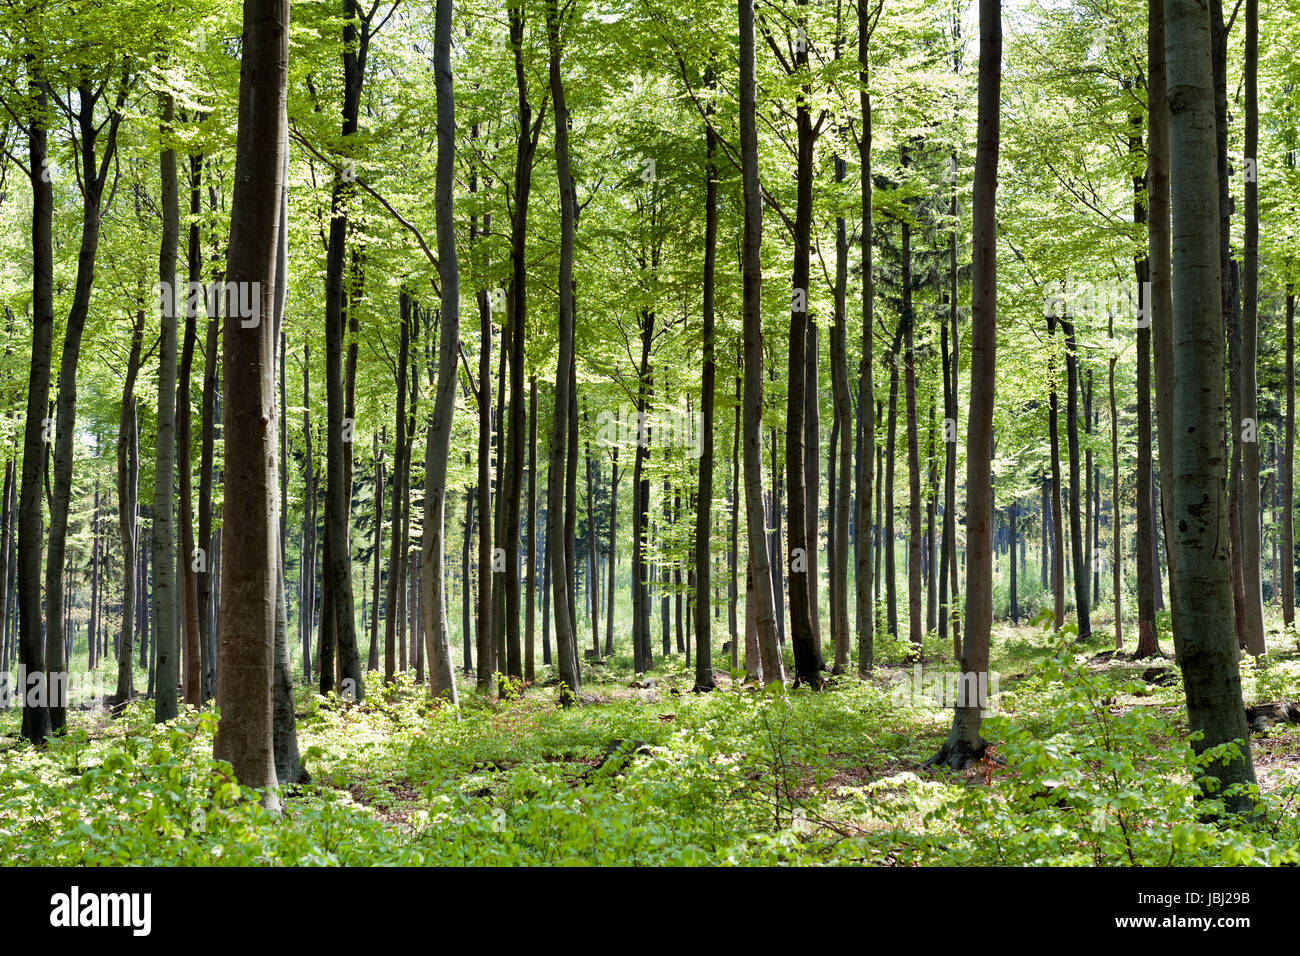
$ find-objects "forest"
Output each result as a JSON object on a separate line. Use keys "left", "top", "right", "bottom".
{"left": 0, "top": 0, "right": 1297, "bottom": 876}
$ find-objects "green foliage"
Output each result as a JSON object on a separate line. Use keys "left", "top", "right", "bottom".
{"left": 910, "top": 652, "right": 1299, "bottom": 866}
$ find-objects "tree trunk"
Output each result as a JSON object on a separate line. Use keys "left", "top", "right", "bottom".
{"left": 1166, "top": 0, "right": 1257, "bottom": 809}
{"left": 1149, "top": 0, "right": 1179, "bottom": 648}
{"left": 212, "top": 0, "right": 290, "bottom": 804}
{"left": 1284, "top": 288, "right": 1295, "bottom": 626}
{"left": 856, "top": 9, "right": 876, "bottom": 675}
{"left": 115, "top": 313, "right": 145, "bottom": 707}
{"left": 930, "top": 0, "right": 999, "bottom": 769}
{"left": 1063, "top": 315, "right": 1090, "bottom": 640}
{"left": 739, "top": 0, "right": 782, "bottom": 685}
{"left": 1133, "top": 100, "right": 1160, "bottom": 658}
{"left": 831, "top": 156, "right": 852, "bottom": 674}
{"left": 1109, "top": 311, "right": 1124, "bottom": 650}
{"left": 152, "top": 91, "right": 181, "bottom": 724}
{"left": 903, "top": 213, "right": 923, "bottom": 651}
{"left": 1047, "top": 315, "right": 1066, "bottom": 632}
{"left": 694, "top": 90, "right": 718, "bottom": 690}
{"left": 422, "top": 0, "right": 463, "bottom": 704}
{"left": 178, "top": 153, "right": 204, "bottom": 708}
{"left": 545, "top": 0, "right": 581, "bottom": 701}
{"left": 1239, "top": 0, "right": 1266, "bottom": 656}
{"left": 385, "top": 297, "right": 410, "bottom": 684}
{"left": 369, "top": 434, "right": 384, "bottom": 671}
{"left": 528, "top": 376, "right": 539, "bottom": 679}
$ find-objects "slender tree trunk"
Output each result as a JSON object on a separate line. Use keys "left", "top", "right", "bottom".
{"left": 528, "top": 376, "right": 539, "bottom": 679}
{"left": 271, "top": 135, "right": 302, "bottom": 785}
{"left": 1109, "top": 312, "right": 1124, "bottom": 650}
{"left": 856, "top": 7, "right": 877, "bottom": 675}
{"left": 1149, "top": 0, "right": 1178, "bottom": 648}
{"left": 152, "top": 91, "right": 182, "bottom": 724}
{"left": 1047, "top": 315, "right": 1066, "bottom": 632}
{"left": 1133, "top": 102, "right": 1160, "bottom": 658}
{"left": 694, "top": 93, "right": 718, "bottom": 690}
{"left": 1283, "top": 288, "right": 1295, "bottom": 626}
{"left": 930, "top": 0, "right": 999, "bottom": 769}
{"left": 422, "top": 0, "right": 463, "bottom": 704}
{"left": 178, "top": 153, "right": 203, "bottom": 708}
{"left": 730, "top": 372, "right": 740, "bottom": 668}
{"left": 782, "top": 3, "right": 819, "bottom": 690}
{"left": 114, "top": 314, "right": 145, "bottom": 706}
{"left": 545, "top": 0, "right": 581, "bottom": 701}
{"left": 604, "top": 422, "right": 618, "bottom": 658}
{"left": 831, "top": 155, "right": 852, "bottom": 674}
{"left": 1239, "top": 0, "right": 1266, "bottom": 655}
{"left": 385, "top": 297, "right": 410, "bottom": 684}
{"left": 739, "top": 0, "right": 782, "bottom": 685}
{"left": 369, "top": 434, "right": 384, "bottom": 671}
{"left": 885, "top": 342, "right": 900, "bottom": 639}
{"left": 903, "top": 216, "right": 923, "bottom": 651}
{"left": 1063, "top": 315, "right": 1090, "bottom": 640}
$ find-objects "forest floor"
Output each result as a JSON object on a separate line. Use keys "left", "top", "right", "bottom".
{"left": 2, "top": 617, "right": 1299, "bottom": 865}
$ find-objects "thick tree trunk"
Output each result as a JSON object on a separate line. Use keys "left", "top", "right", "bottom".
{"left": 1165, "top": 0, "right": 1257, "bottom": 809}
{"left": 212, "top": 0, "right": 290, "bottom": 804}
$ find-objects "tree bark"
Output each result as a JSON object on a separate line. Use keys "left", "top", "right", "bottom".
{"left": 930, "top": 0, "right": 999, "bottom": 769}
{"left": 115, "top": 312, "right": 145, "bottom": 707}
{"left": 153, "top": 91, "right": 181, "bottom": 724}
{"left": 545, "top": 0, "right": 581, "bottom": 701}
{"left": 1165, "top": 0, "right": 1258, "bottom": 809}
{"left": 422, "top": 0, "right": 463, "bottom": 704}
{"left": 1239, "top": 0, "right": 1266, "bottom": 655}
{"left": 212, "top": 0, "right": 290, "bottom": 804}
{"left": 739, "top": 0, "right": 782, "bottom": 685}
{"left": 694, "top": 89, "right": 718, "bottom": 691}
